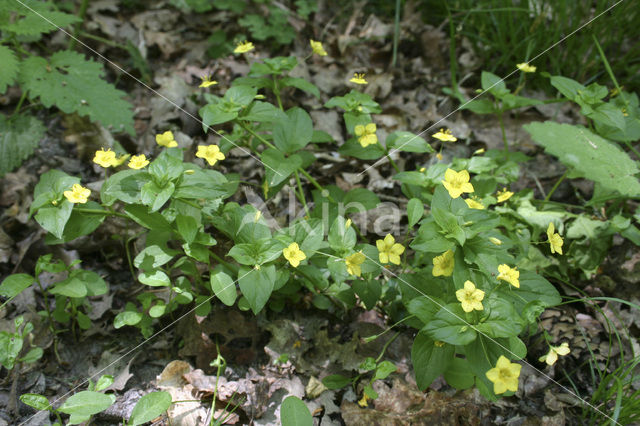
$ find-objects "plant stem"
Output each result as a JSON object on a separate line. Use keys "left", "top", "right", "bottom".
{"left": 498, "top": 111, "right": 509, "bottom": 159}
{"left": 73, "top": 207, "right": 129, "bottom": 219}
{"left": 237, "top": 122, "right": 276, "bottom": 149}
{"left": 391, "top": 0, "right": 401, "bottom": 68}
{"left": 297, "top": 168, "right": 335, "bottom": 203}
{"left": 12, "top": 91, "right": 27, "bottom": 116}
{"left": 294, "top": 171, "right": 310, "bottom": 216}
{"left": 209, "top": 251, "right": 239, "bottom": 275}
{"left": 68, "top": 0, "right": 89, "bottom": 50}
{"left": 544, "top": 169, "right": 569, "bottom": 202}
{"left": 384, "top": 147, "right": 400, "bottom": 173}
{"left": 273, "top": 77, "right": 284, "bottom": 110}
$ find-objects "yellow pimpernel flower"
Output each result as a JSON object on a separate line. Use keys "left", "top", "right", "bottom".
{"left": 93, "top": 148, "right": 116, "bottom": 168}
{"left": 465, "top": 196, "right": 485, "bottom": 210}
{"left": 546, "top": 222, "right": 564, "bottom": 255}
{"left": 199, "top": 75, "right": 218, "bottom": 88}
{"left": 432, "top": 249, "right": 454, "bottom": 277}
{"left": 345, "top": 251, "right": 366, "bottom": 277}
{"left": 350, "top": 73, "right": 368, "bottom": 85}
{"left": 63, "top": 183, "right": 91, "bottom": 204}
{"left": 357, "top": 393, "right": 369, "bottom": 407}
{"left": 517, "top": 62, "right": 536, "bottom": 73}
{"left": 283, "top": 242, "right": 306, "bottom": 268}
{"left": 310, "top": 39, "right": 327, "bottom": 56}
{"left": 234, "top": 40, "right": 254, "bottom": 54}
{"left": 486, "top": 356, "right": 521, "bottom": 394}
{"left": 497, "top": 264, "right": 520, "bottom": 288}
{"left": 539, "top": 342, "right": 570, "bottom": 366}
{"left": 456, "top": 280, "right": 485, "bottom": 313}
{"left": 156, "top": 131, "right": 178, "bottom": 148}
{"left": 196, "top": 144, "right": 225, "bottom": 166}
{"left": 496, "top": 188, "right": 514, "bottom": 203}
{"left": 442, "top": 168, "right": 474, "bottom": 199}
{"left": 376, "top": 234, "right": 405, "bottom": 265}
{"left": 128, "top": 154, "right": 149, "bottom": 169}
{"left": 489, "top": 237, "right": 503, "bottom": 246}
{"left": 354, "top": 123, "right": 378, "bottom": 147}
{"left": 432, "top": 128, "right": 457, "bottom": 142}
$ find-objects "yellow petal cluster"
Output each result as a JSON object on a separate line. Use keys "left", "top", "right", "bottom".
{"left": 128, "top": 154, "right": 149, "bottom": 169}
{"left": 63, "top": 184, "right": 91, "bottom": 204}
{"left": 196, "top": 144, "right": 225, "bottom": 166}
{"left": 465, "top": 197, "right": 484, "bottom": 210}
{"left": 497, "top": 264, "right": 519, "bottom": 288}
{"left": 486, "top": 356, "right": 521, "bottom": 394}
{"left": 432, "top": 128, "right": 457, "bottom": 142}
{"left": 349, "top": 73, "right": 368, "bottom": 85}
{"left": 234, "top": 41, "right": 254, "bottom": 54}
{"left": 442, "top": 169, "right": 474, "bottom": 199}
{"left": 354, "top": 123, "right": 378, "bottom": 147}
{"left": 517, "top": 62, "right": 536, "bottom": 73}
{"left": 310, "top": 39, "right": 327, "bottom": 56}
{"left": 199, "top": 75, "right": 217, "bottom": 88}
{"left": 156, "top": 131, "right": 178, "bottom": 148}
{"left": 93, "top": 148, "right": 116, "bottom": 168}
{"left": 496, "top": 188, "right": 513, "bottom": 203}
{"left": 456, "top": 280, "right": 484, "bottom": 312}
{"left": 345, "top": 252, "right": 366, "bottom": 277}
{"left": 546, "top": 222, "right": 563, "bottom": 255}
{"left": 283, "top": 242, "right": 306, "bottom": 268}
{"left": 376, "top": 234, "right": 405, "bottom": 265}
{"left": 432, "top": 249, "right": 454, "bottom": 277}
{"left": 539, "top": 342, "right": 570, "bottom": 366}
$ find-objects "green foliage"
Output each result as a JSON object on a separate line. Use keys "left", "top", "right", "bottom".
{"left": 0, "top": 0, "right": 80, "bottom": 37}
{"left": 128, "top": 391, "right": 172, "bottom": 426}
{"left": 0, "top": 113, "right": 46, "bottom": 177}
{"left": 0, "top": 45, "right": 18, "bottom": 93}
{"left": 20, "top": 51, "right": 134, "bottom": 135}
{"left": 280, "top": 396, "right": 313, "bottom": 426}
{"left": 524, "top": 122, "right": 640, "bottom": 197}
{"left": 0, "top": 316, "right": 43, "bottom": 370}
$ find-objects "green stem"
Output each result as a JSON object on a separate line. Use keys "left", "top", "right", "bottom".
{"left": 68, "top": 0, "right": 89, "bottom": 50}
{"left": 294, "top": 171, "right": 310, "bottom": 216}
{"left": 623, "top": 140, "right": 640, "bottom": 160}
{"left": 498, "top": 111, "right": 509, "bottom": 159}
{"left": 298, "top": 169, "right": 335, "bottom": 203}
{"left": 375, "top": 331, "right": 400, "bottom": 363}
{"left": 209, "top": 251, "right": 239, "bottom": 275}
{"left": 544, "top": 169, "right": 569, "bottom": 202}
{"left": 77, "top": 31, "right": 124, "bottom": 48}
{"left": 74, "top": 207, "right": 129, "bottom": 219}
{"left": 445, "top": 4, "right": 460, "bottom": 98}
{"left": 273, "top": 77, "right": 284, "bottom": 110}
{"left": 236, "top": 122, "right": 276, "bottom": 149}
{"left": 391, "top": 0, "right": 401, "bottom": 68}
{"left": 384, "top": 146, "right": 400, "bottom": 173}
{"left": 12, "top": 91, "right": 28, "bottom": 116}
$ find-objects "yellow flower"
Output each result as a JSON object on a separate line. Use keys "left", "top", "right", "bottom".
{"left": 489, "top": 237, "right": 503, "bottom": 246}
{"left": 432, "top": 128, "right": 457, "bottom": 142}
{"left": 496, "top": 188, "right": 514, "bottom": 203}
{"left": 156, "top": 131, "right": 178, "bottom": 148}
{"left": 419, "top": 167, "right": 426, "bottom": 172}
{"left": 112, "top": 154, "right": 130, "bottom": 166}
{"left": 517, "top": 62, "right": 536, "bottom": 73}
{"left": 357, "top": 393, "right": 369, "bottom": 407}
{"left": 345, "top": 218, "right": 352, "bottom": 228}
{"left": 473, "top": 148, "right": 485, "bottom": 155}
{"left": 63, "top": 183, "right": 91, "bottom": 204}
{"left": 436, "top": 152, "right": 443, "bottom": 161}
{"left": 93, "top": 148, "right": 116, "bottom": 168}
{"left": 456, "top": 280, "right": 485, "bottom": 313}
{"left": 196, "top": 144, "right": 225, "bottom": 166}
{"left": 465, "top": 197, "right": 485, "bottom": 210}
{"left": 539, "top": 342, "right": 570, "bottom": 366}
{"left": 234, "top": 40, "right": 254, "bottom": 54}
{"left": 546, "top": 222, "right": 563, "bottom": 255}
{"left": 486, "top": 356, "right": 521, "bottom": 394}
{"left": 254, "top": 210, "right": 262, "bottom": 222}
{"left": 354, "top": 123, "right": 378, "bottom": 147}
{"left": 199, "top": 75, "right": 217, "bottom": 88}
{"left": 376, "top": 234, "right": 405, "bottom": 265}
{"left": 432, "top": 249, "right": 454, "bottom": 277}
{"left": 442, "top": 169, "right": 474, "bottom": 199}
{"left": 283, "top": 242, "right": 306, "bottom": 268}
{"left": 350, "top": 73, "right": 368, "bottom": 85}
{"left": 497, "top": 264, "right": 519, "bottom": 288}
{"left": 345, "top": 251, "right": 366, "bottom": 277}
{"left": 434, "top": 341, "right": 445, "bottom": 347}
{"left": 310, "top": 39, "right": 327, "bottom": 56}
{"left": 128, "top": 154, "right": 149, "bottom": 169}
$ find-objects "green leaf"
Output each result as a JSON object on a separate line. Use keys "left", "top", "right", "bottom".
{"left": 174, "top": 168, "right": 228, "bottom": 200}
{"left": 239, "top": 101, "right": 287, "bottom": 122}
{"left": 496, "top": 271, "right": 561, "bottom": 315}
{"left": 128, "top": 391, "right": 172, "bottom": 426}
{"left": 0, "top": 274, "right": 34, "bottom": 298}
{"left": 20, "top": 51, "right": 134, "bottom": 135}
{"left": 58, "top": 391, "right": 115, "bottom": 425}
{"left": 273, "top": 107, "right": 314, "bottom": 153}
{"left": 210, "top": 270, "right": 237, "bottom": 306}
{"left": 49, "top": 276, "right": 87, "bottom": 298}
{"left": 101, "top": 170, "right": 149, "bottom": 206}
{"left": 422, "top": 303, "right": 477, "bottom": 345}
{"left": 523, "top": 122, "right": 640, "bottom": 197}
{"left": 386, "top": 131, "right": 434, "bottom": 153}
{"left": 407, "top": 198, "right": 424, "bottom": 228}
{"left": 338, "top": 137, "right": 385, "bottom": 160}
{"left": 343, "top": 188, "right": 380, "bottom": 213}
{"left": 94, "top": 375, "right": 114, "bottom": 392}
{"left": 35, "top": 200, "right": 74, "bottom": 240}
{"left": 238, "top": 265, "right": 276, "bottom": 314}
{"left": 0, "top": 0, "right": 80, "bottom": 37}
{"left": 200, "top": 103, "right": 239, "bottom": 127}
{"left": 141, "top": 181, "right": 175, "bottom": 212}
{"left": 481, "top": 71, "right": 508, "bottom": 97}
{"left": 228, "top": 239, "right": 282, "bottom": 266}
{"left": 352, "top": 279, "right": 381, "bottom": 310}
{"left": 138, "top": 270, "right": 170, "bottom": 287}
{"left": 74, "top": 270, "right": 107, "bottom": 296}
{"left": 0, "top": 45, "right": 18, "bottom": 92}
{"left": 443, "top": 358, "right": 475, "bottom": 390}
{"left": 20, "top": 393, "right": 51, "bottom": 411}
{"left": 373, "top": 361, "right": 397, "bottom": 381}
{"left": 280, "top": 77, "right": 320, "bottom": 98}
{"left": 124, "top": 204, "right": 171, "bottom": 231}
{"left": 176, "top": 215, "right": 199, "bottom": 244}
{"left": 280, "top": 396, "right": 313, "bottom": 426}
{"left": 328, "top": 216, "right": 356, "bottom": 251}
{"left": 475, "top": 298, "right": 524, "bottom": 338}
{"left": 0, "top": 113, "right": 46, "bottom": 177}
{"left": 412, "top": 332, "right": 454, "bottom": 390}
{"left": 321, "top": 374, "right": 352, "bottom": 389}
{"left": 262, "top": 148, "right": 302, "bottom": 187}
{"left": 134, "top": 245, "right": 177, "bottom": 270}
{"left": 114, "top": 310, "right": 142, "bottom": 328}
